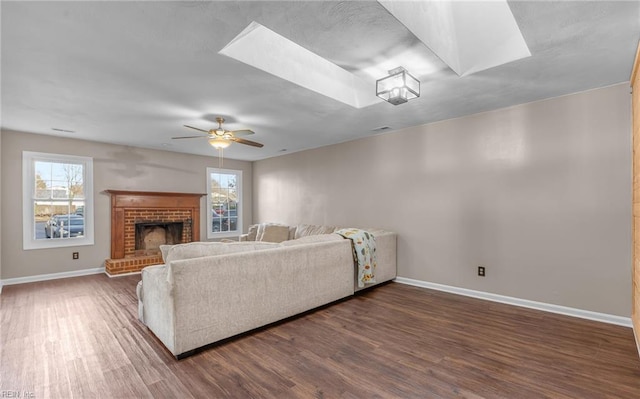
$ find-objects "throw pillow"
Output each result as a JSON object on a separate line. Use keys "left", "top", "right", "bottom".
{"left": 246, "top": 224, "right": 259, "bottom": 241}
{"left": 255, "top": 223, "right": 288, "bottom": 241}
{"left": 259, "top": 225, "right": 290, "bottom": 243}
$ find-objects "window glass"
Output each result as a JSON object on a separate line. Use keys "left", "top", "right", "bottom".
{"left": 23, "top": 152, "right": 94, "bottom": 249}
{"left": 207, "top": 168, "right": 242, "bottom": 239}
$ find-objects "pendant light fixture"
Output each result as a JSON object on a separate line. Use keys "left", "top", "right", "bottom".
{"left": 376, "top": 67, "right": 420, "bottom": 105}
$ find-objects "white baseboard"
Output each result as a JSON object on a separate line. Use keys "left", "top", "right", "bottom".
{"left": 633, "top": 322, "right": 640, "bottom": 356}
{"left": 1, "top": 267, "right": 105, "bottom": 288}
{"left": 394, "top": 277, "right": 632, "bottom": 328}
{"left": 105, "top": 271, "right": 141, "bottom": 278}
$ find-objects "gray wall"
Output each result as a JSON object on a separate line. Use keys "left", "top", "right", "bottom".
{"left": 253, "top": 83, "right": 632, "bottom": 317}
{"left": 0, "top": 131, "right": 252, "bottom": 280}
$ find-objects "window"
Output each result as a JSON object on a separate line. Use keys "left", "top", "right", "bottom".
{"left": 206, "top": 167, "right": 242, "bottom": 239}
{"left": 22, "top": 151, "right": 94, "bottom": 250}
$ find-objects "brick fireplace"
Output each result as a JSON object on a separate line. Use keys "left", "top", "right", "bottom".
{"left": 104, "top": 190, "right": 206, "bottom": 275}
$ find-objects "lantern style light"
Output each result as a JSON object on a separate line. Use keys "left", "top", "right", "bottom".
{"left": 376, "top": 67, "right": 420, "bottom": 105}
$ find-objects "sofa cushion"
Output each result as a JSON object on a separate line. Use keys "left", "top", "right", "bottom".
{"left": 294, "top": 224, "right": 336, "bottom": 239}
{"left": 288, "top": 226, "right": 297, "bottom": 240}
{"left": 280, "top": 233, "right": 344, "bottom": 247}
{"left": 258, "top": 224, "right": 290, "bottom": 243}
{"left": 246, "top": 224, "right": 259, "bottom": 241}
{"left": 163, "top": 241, "right": 279, "bottom": 264}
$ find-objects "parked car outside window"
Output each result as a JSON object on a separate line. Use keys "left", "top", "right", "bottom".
{"left": 212, "top": 208, "right": 238, "bottom": 232}
{"left": 44, "top": 214, "right": 85, "bottom": 238}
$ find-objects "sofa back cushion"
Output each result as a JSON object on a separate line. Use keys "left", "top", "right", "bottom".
{"left": 280, "top": 233, "right": 344, "bottom": 247}
{"left": 245, "top": 224, "right": 260, "bottom": 241}
{"left": 161, "top": 241, "right": 279, "bottom": 264}
{"left": 256, "top": 223, "right": 290, "bottom": 243}
{"left": 288, "top": 226, "right": 297, "bottom": 240}
{"left": 294, "top": 224, "right": 336, "bottom": 239}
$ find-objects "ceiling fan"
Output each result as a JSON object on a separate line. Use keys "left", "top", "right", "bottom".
{"left": 172, "top": 117, "right": 264, "bottom": 149}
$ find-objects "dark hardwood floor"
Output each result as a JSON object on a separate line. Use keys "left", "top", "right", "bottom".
{"left": 1, "top": 274, "right": 639, "bottom": 398}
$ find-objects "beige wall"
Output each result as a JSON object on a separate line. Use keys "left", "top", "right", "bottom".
{"left": 254, "top": 83, "right": 632, "bottom": 317}
{"left": 0, "top": 131, "right": 252, "bottom": 280}
{"left": 0, "top": 131, "right": 2, "bottom": 288}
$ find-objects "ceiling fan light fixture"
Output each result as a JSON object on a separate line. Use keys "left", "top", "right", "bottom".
{"left": 176, "top": 117, "right": 263, "bottom": 154}
{"left": 209, "top": 137, "right": 231, "bottom": 149}
{"left": 376, "top": 67, "right": 420, "bottom": 105}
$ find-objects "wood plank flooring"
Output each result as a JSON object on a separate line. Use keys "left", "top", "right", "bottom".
{"left": 1, "top": 274, "right": 640, "bottom": 398}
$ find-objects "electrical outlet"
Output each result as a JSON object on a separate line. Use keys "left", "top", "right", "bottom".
{"left": 72, "top": 252, "right": 79, "bottom": 260}
{"left": 478, "top": 266, "right": 485, "bottom": 277}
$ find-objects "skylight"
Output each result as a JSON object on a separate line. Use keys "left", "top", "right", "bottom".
{"left": 378, "top": 0, "right": 531, "bottom": 76}
{"left": 219, "top": 22, "right": 380, "bottom": 109}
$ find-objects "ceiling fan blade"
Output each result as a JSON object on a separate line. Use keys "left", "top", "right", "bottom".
{"left": 171, "top": 135, "right": 208, "bottom": 139}
{"left": 230, "top": 137, "right": 264, "bottom": 148}
{"left": 184, "top": 125, "right": 209, "bottom": 133}
{"left": 229, "top": 129, "right": 254, "bottom": 137}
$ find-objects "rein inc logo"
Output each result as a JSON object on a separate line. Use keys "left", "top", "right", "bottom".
{"left": 1, "top": 391, "right": 34, "bottom": 398}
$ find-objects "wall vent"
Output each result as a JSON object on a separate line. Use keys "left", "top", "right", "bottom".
{"left": 372, "top": 126, "right": 391, "bottom": 132}
{"left": 51, "top": 128, "right": 75, "bottom": 133}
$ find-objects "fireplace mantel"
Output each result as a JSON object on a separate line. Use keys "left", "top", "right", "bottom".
{"left": 104, "top": 190, "right": 206, "bottom": 275}
{"left": 104, "top": 190, "right": 206, "bottom": 209}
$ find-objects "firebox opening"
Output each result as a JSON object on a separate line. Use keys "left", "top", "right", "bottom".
{"left": 135, "top": 221, "right": 184, "bottom": 255}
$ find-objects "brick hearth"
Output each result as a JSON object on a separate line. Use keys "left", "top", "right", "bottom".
{"left": 104, "top": 254, "right": 163, "bottom": 275}
{"left": 104, "top": 190, "right": 206, "bottom": 275}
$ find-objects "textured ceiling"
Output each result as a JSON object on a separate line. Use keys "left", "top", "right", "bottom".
{"left": 2, "top": 1, "right": 639, "bottom": 161}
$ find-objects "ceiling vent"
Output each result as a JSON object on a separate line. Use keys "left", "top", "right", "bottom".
{"left": 372, "top": 126, "right": 392, "bottom": 132}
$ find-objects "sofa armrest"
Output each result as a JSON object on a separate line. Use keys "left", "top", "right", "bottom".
{"left": 141, "top": 264, "right": 177, "bottom": 354}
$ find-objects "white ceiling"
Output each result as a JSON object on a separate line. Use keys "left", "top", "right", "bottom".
{"left": 2, "top": 1, "right": 639, "bottom": 161}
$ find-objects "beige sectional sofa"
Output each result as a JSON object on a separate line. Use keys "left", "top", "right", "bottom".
{"left": 138, "top": 224, "right": 396, "bottom": 358}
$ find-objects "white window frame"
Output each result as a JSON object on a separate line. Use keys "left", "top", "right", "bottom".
{"left": 206, "top": 167, "right": 243, "bottom": 239}
{"left": 22, "top": 151, "right": 94, "bottom": 250}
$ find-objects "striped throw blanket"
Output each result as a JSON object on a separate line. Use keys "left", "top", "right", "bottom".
{"left": 335, "top": 228, "right": 376, "bottom": 288}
